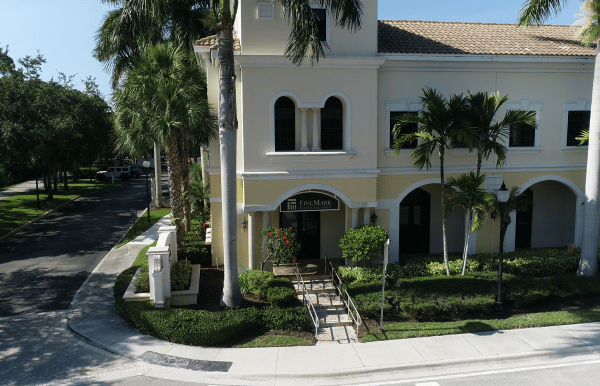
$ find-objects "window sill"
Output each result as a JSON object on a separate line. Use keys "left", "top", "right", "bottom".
{"left": 507, "top": 147, "right": 542, "bottom": 155}
{"left": 266, "top": 151, "right": 356, "bottom": 162}
{"left": 562, "top": 146, "right": 588, "bottom": 151}
{"left": 384, "top": 148, "right": 414, "bottom": 158}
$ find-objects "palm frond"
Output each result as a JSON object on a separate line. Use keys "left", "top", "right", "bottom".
{"left": 518, "top": 0, "right": 567, "bottom": 26}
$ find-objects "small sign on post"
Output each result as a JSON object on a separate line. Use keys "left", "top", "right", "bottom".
{"left": 380, "top": 239, "right": 390, "bottom": 332}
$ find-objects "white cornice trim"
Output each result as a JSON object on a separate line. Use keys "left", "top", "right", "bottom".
{"left": 378, "top": 53, "right": 594, "bottom": 64}
{"left": 378, "top": 163, "right": 586, "bottom": 175}
{"left": 235, "top": 55, "right": 386, "bottom": 69}
{"left": 266, "top": 151, "right": 356, "bottom": 162}
{"left": 240, "top": 169, "right": 380, "bottom": 180}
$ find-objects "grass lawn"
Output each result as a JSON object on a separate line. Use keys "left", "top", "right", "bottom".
{"left": 115, "top": 208, "right": 172, "bottom": 248}
{"left": 0, "top": 182, "right": 124, "bottom": 237}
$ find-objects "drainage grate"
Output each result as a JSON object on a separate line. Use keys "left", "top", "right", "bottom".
{"left": 139, "top": 351, "right": 232, "bottom": 372}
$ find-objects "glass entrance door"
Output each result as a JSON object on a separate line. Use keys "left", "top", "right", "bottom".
{"left": 280, "top": 211, "right": 320, "bottom": 259}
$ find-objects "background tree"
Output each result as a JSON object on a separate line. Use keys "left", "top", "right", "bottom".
{"left": 393, "top": 87, "right": 476, "bottom": 275}
{"left": 112, "top": 42, "right": 216, "bottom": 243}
{"left": 519, "top": 0, "right": 600, "bottom": 276}
{"left": 444, "top": 172, "right": 495, "bottom": 275}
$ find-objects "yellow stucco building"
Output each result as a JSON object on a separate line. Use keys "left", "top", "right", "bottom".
{"left": 194, "top": 1, "right": 595, "bottom": 268}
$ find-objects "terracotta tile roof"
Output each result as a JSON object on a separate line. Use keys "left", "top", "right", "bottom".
{"left": 194, "top": 34, "right": 241, "bottom": 51}
{"left": 378, "top": 20, "right": 596, "bottom": 56}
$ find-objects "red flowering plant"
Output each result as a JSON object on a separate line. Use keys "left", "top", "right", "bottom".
{"left": 261, "top": 226, "right": 301, "bottom": 265}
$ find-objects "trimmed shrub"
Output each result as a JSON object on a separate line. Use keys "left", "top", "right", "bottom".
{"left": 266, "top": 278, "right": 298, "bottom": 307}
{"left": 338, "top": 225, "right": 389, "bottom": 263}
{"left": 264, "top": 305, "right": 310, "bottom": 331}
{"left": 239, "top": 270, "right": 275, "bottom": 297}
{"left": 171, "top": 260, "right": 192, "bottom": 291}
{"left": 135, "top": 268, "right": 150, "bottom": 293}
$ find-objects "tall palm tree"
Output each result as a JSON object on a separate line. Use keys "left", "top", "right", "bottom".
{"left": 112, "top": 42, "right": 216, "bottom": 243}
{"left": 393, "top": 87, "right": 476, "bottom": 275}
{"left": 519, "top": 0, "right": 600, "bottom": 276}
{"left": 466, "top": 91, "right": 538, "bottom": 178}
{"left": 211, "top": 0, "right": 364, "bottom": 308}
{"left": 444, "top": 172, "right": 496, "bottom": 275}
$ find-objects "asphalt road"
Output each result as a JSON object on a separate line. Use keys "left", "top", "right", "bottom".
{"left": 0, "top": 178, "right": 149, "bottom": 317}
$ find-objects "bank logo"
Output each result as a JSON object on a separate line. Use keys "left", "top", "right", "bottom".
{"left": 287, "top": 199, "right": 297, "bottom": 211}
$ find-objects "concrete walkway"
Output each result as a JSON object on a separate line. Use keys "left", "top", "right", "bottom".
{"left": 63, "top": 218, "right": 600, "bottom": 385}
{"left": 0, "top": 179, "right": 42, "bottom": 200}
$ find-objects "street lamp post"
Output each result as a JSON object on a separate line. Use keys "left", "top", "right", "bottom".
{"left": 143, "top": 160, "right": 151, "bottom": 223}
{"left": 496, "top": 182, "right": 510, "bottom": 317}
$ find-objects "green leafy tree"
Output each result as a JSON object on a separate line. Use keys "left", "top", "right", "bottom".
{"left": 519, "top": 0, "right": 600, "bottom": 277}
{"left": 392, "top": 87, "right": 476, "bottom": 275}
{"left": 112, "top": 42, "right": 216, "bottom": 243}
{"left": 444, "top": 172, "right": 496, "bottom": 275}
{"left": 338, "top": 225, "right": 388, "bottom": 266}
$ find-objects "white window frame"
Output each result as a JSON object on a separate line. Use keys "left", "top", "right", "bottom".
{"left": 310, "top": 4, "right": 331, "bottom": 44}
{"left": 505, "top": 100, "right": 542, "bottom": 154}
{"left": 384, "top": 100, "right": 421, "bottom": 157}
{"left": 257, "top": 2, "right": 275, "bottom": 20}
{"left": 563, "top": 99, "right": 591, "bottom": 149}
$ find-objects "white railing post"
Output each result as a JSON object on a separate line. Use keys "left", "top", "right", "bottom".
{"left": 158, "top": 225, "right": 177, "bottom": 266}
{"left": 148, "top": 244, "right": 171, "bottom": 308}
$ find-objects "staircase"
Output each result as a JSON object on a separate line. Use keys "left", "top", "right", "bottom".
{"left": 293, "top": 274, "right": 359, "bottom": 345}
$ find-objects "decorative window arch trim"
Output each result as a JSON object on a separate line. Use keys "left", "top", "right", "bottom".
{"left": 270, "top": 91, "right": 302, "bottom": 152}
{"left": 320, "top": 91, "right": 352, "bottom": 151}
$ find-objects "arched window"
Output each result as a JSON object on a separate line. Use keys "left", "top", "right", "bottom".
{"left": 275, "top": 97, "right": 296, "bottom": 151}
{"left": 321, "top": 97, "right": 343, "bottom": 150}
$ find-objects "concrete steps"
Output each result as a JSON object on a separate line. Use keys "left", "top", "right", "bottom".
{"left": 293, "top": 277, "right": 359, "bottom": 344}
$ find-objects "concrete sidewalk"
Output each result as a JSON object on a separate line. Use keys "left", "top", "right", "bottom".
{"left": 0, "top": 179, "right": 42, "bottom": 200}
{"left": 67, "top": 220, "right": 600, "bottom": 385}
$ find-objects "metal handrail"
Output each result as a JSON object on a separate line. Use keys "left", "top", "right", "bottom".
{"left": 292, "top": 260, "right": 320, "bottom": 335}
{"left": 328, "top": 262, "right": 362, "bottom": 334}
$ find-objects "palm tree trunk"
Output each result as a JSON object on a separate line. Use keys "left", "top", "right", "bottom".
{"left": 440, "top": 150, "right": 450, "bottom": 275}
{"left": 153, "top": 142, "right": 163, "bottom": 207}
{"left": 579, "top": 47, "right": 600, "bottom": 277}
{"left": 461, "top": 210, "right": 471, "bottom": 275}
{"left": 166, "top": 130, "right": 186, "bottom": 245}
{"left": 218, "top": 22, "right": 243, "bottom": 308}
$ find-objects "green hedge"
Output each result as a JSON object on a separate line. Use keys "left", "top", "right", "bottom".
{"left": 266, "top": 278, "right": 298, "bottom": 307}
{"left": 239, "top": 270, "right": 275, "bottom": 297}
{"left": 264, "top": 305, "right": 310, "bottom": 331}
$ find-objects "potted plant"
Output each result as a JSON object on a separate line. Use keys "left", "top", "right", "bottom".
{"left": 261, "top": 226, "right": 301, "bottom": 266}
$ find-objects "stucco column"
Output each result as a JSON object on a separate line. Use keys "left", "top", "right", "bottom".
{"left": 248, "top": 212, "right": 256, "bottom": 270}
{"left": 504, "top": 211, "right": 517, "bottom": 253}
{"left": 363, "top": 208, "right": 371, "bottom": 225}
{"left": 300, "top": 108, "right": 309, "bottom": 151}
{"left": 351, "top": 208, "right": 359, "bottom": 229}
{"left": 262, "top": 211, "right": 270, "bottom": 269}
{"left": 311, "top": 108, "right": 321, "bottom": 151}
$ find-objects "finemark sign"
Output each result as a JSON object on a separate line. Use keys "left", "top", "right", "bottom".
{"left": 281, "top": 192, "right": 339, "bottom": 212}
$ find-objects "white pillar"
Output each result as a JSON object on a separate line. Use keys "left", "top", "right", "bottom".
{"left": 311, "top": 108, "right": 321, "bottom": 151}
{"left": 505, "top": 211, "right": 517, "bottom": 253}
{"left": 363, "top": 208, "right": 371, "bottom": 225}
{"left": 262, "top": 212, "right": 271, "bottom": 271}
{"left": 200, "top": 143, "right": 209, "bottom": 208}
{"left": 248, "top": 212, "right": 256, "bottom": 270}
{"left": 300, "top": 108, "right": 309, "bottom": 151}
{"left": 351, "top": 208, "right": 359, "bottom": 228}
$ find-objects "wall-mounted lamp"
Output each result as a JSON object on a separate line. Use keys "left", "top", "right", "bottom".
{"left": 242, "top": 218, "right": 248, "bottom": 230}
{"left": 370, "top": 211, "right": 378, "bottom": 224}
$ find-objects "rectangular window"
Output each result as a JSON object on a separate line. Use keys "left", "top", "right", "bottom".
{"left": 509, "top": 112, "right": 536, "bottom": 147}
{"left": 312, "top": 8, "right": 327, "bottom": 42}
{"left": 566, "top": 110, "right": 590, "bottom": 147}
{"left": 257, "top": 3, "right": 274, "bottom": 19}
{"left": 390, "top": 111, "right": 418, "bottom": 149}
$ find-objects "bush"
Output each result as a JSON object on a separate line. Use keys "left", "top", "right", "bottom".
{"left": 171, "top": 260, "right": 192, "bottom": 291}
{"left": 264, "top": 305, "right": 310, "bottom": 331}
{"left": 135, "top": 268, "right": 150, "bottom": 293}
{"left": 239, "top": 270, "right": 275, "bottom": 297}
{"left": 262, "top": 226, "right": 301, "bottom": 265}
{"left": 266, "top": 278, "right": 298, "bottom": 307}
{"left": 338, "top": 225, "right": 388, "bottom": 263}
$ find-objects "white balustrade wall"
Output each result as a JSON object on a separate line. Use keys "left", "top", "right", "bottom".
{"left": 147, "top": 225, "right": 177, "bottom": 308}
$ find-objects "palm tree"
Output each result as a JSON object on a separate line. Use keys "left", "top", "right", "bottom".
{"left": 444, "top": 172, "right": 496, "bottom": 275}
{"left": 519, "top": 0, "right": 600, "bottom": 277}
{"left": 466, "top": 91, "right": 538, "bottom": 178}
{"left": 393, "top": 87, "right": 476, "bottom": 275}
{"left": 210, "top": 0, "right": 364, "bottom": 308}
{"left": 112, "top": 42, "right": 216, "bottom": 243}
